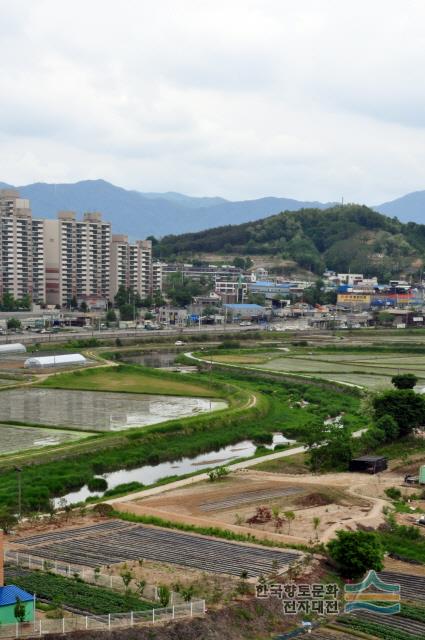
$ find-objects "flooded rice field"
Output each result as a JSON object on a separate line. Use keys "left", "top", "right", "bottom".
{"left": 0, "top": 388, "right": 227, "bottom": 431}
{"left": 0, "top": 424, "right": 88, "bottom": 455}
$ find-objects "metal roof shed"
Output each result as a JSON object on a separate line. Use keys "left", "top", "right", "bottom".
{"left": 0, "top": 586, "right": 34, "bottom": 624}
{"left": 24, "top": 353, "right": 87, "bottom": 368}
{"left": 349, "top": 456, "right": 388, "bottom": 474}
{"left": 0, "top": 343, "right": 26, "bottom": 355}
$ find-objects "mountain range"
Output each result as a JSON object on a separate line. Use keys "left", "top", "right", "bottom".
{"left": 1, "top": 179, "right": 425, "bottom": 238}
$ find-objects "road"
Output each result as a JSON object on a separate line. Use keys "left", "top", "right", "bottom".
{"left": 0, "top": 324, "right": 257, "bottom": 347}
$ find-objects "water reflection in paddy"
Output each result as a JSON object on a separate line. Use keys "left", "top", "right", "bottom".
{"left": 0, "top": 388, "right": 227, "bottom": 431}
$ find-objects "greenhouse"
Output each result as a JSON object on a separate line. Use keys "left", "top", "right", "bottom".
{"left": 24, "top": 353, "right": 87, "bottom": 368}
{"left": 0, "top": 343, "right": 26, "bottom": 355}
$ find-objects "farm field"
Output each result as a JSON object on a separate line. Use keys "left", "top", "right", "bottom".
{"left": 207, "top": 349, "right": 425, "bottom": 389}
{"left": 40, "top": 364, "right": 221, "bottom": 397}
{"left": 128, "top": 471, "right": 373, "bottom": 543}
{"left": 12, "top": 520, "right": 300, "bottom": 577}
{"left": 0, "top": 387, "right": 226, "bottom": 431}
{"left": 0, "top": 423, "right": 89, "bottom": 454}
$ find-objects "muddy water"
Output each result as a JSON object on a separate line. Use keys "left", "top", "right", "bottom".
{"left": 57, "top": 434, "right": 292, "bottom": 506}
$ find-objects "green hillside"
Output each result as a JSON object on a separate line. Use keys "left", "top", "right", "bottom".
{"left": 156, "top": 204, "right": 425, "bottom": 278}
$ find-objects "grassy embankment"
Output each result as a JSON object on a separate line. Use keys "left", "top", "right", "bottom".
{"left": 40, "top": 363, "right": 221, "bottom": 398}
{"left": 0, "top": 364, "right": 364, "bottom": 513}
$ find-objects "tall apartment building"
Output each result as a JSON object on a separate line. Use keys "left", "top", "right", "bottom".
{"left": 0, "top": 190, "right": 46, "bottom": 303}
{"left": 44, "top": 211, "right": 111, "bottom": 306}
{"left": 110, "top": 236, "right": 162, "bottom": 300}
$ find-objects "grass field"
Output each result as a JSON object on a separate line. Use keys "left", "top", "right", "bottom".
{"left": 253, "top": 452, "right": 309, "bottom": 474}
{"left": 40, "top": 364, "right": 221, "bottom": 397}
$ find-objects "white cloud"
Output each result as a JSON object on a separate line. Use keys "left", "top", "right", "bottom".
{"left": 1, "top": 0, "right": 425, "bottom": 203}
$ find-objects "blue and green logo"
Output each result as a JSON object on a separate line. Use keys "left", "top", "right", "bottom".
{"left": 344, "top": 571, "right": 400, "bottom": 615}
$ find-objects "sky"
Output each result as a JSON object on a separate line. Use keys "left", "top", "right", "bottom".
{"left": 1, "top": 0, "right": 425, "bottom": 204}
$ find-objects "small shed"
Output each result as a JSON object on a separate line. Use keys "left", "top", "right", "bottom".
{"left": 349, "top": 456, "right": 388, "bottom": 474}
{"left": 419, "top": 465, "right": 425, "bottom": 485}
{"left": 0, "top": 343, "right": 26, "bottom": 355}
{"left": 24, "top": 353, "right": 87, "bottom": 368}
{"left": 0, "top": 585, "right": 34, "bottom": 624}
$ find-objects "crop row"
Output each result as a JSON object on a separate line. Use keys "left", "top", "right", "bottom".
{"left": 6, "top": 568, "right": 154, "bottom": 614}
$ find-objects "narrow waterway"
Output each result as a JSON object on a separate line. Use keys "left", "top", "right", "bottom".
{"left": 56, "top": 434, "right": 293, "bottom": 506}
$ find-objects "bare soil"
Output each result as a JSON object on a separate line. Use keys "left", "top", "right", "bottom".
{"left": 131, "top": 470, "right": 372, "bottom": 542}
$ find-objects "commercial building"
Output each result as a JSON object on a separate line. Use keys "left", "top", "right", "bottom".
{"left": 44, "top": 211, "right": 111, "bottom": 307}
{"left": 0, "top": 190, "right": 46, "bottom": 303}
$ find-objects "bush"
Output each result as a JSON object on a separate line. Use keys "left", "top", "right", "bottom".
{"left": 374, "top": 414, "right": 399, "bottom": 441}
{"left": 92, "top": 503, "right": 114, "bottom": 517}
{"left": 384, "top": 487, "right": 402, "bottom": 501}
{"left": 391, "top": 373, "right": 418, "bottom": 389}
{"left": 87, "top": 477, "right": 108, "bottom": 492}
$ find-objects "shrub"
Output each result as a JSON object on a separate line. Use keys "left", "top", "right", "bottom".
{"left": 384, "top": 487, "right": 401, "bottom": 501}
{"left": 92, "top": 503, "right": 114, "bottom": 517}
{"left": 87, "top": 477, "right": 108, "bottom": 492}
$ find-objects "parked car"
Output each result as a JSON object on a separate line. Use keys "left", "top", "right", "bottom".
{"left": 175, "top": 340, "right": 185, "bottom": 346}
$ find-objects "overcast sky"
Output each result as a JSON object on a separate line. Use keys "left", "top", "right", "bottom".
{"left": 1, "top": 0, "right": 425, "bottom": 204}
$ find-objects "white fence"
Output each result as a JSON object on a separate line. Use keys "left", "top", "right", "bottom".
{"left": 0, "top": 601, "right": 206, "bottom": 638}
{"left": 5, "top": 550, "right": 183, "bottom": 604}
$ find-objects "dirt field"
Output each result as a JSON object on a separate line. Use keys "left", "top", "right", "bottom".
{"left": 128, "top": 469, "right": 393, "bottom": 543}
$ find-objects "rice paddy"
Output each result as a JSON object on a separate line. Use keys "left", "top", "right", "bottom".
{"left": 207, "top": 350, "right": 425, "bottom": 389}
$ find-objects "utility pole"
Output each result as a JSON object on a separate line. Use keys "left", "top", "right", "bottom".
{"left": 14, "top": 466, "right": 22, "bottom": 519}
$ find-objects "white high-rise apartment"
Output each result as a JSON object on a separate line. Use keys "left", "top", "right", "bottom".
{"left": 110, "top": 236, "right": 162, "bottom": 300}
{"left": 44, "top": 211, "right": 111, "bottom": 306}
{"left": 0, "top": 189, "right": 46, "bottom": 303}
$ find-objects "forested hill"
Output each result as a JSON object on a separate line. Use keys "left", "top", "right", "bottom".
{"left": 155, "top": 204, "right": 425, "bottom": 278}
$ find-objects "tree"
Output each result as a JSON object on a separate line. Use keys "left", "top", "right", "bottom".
{"left": 373, "top": 389, "right": 425, "bottom": 437}
{"left": 284, "top": 511, "right": 295, "bottom": 535}
{"left": 1, "top": 292, "right": 16, "bottom": 311}
{"left": 80, "top": 301, "right": 88, "bottom": 313}
{"left": 106, "top": 309, "right": 117, "bottom": 323}
{"left": 327, "top": 530, "right": 384, "bottom": 579}
{"left": 137, "top": 580, "right": 146, "bottom": 597}
{"left": 14, "top": 597, "right": 26, "bottom": 623}
{"left": 119, "top": 303, "right": 135, "bottom": 321}
{"left": 312, "top": 516, "right": 321, "bottom": 541}
{"left": 16, "top": 294, "right": 31, "bottom": 310}
{"left": 374, "top": 414, "right": 399, "bottom": 441}
{"left": 181, "top": 586, "right": 195, "bottom": 602}
{"left": 0, "top": 508, "right": 18, "bottom": 533}
{"left": 233, "top": 256, "right": 246, "bottom": 269}
{"left": 305, "top": 422, "right": 353, "bottom": 472}
{"left": 158, "top": 585, "right": 170, "bottom": 607}
{"left": 7, "top": 317, "right": 21, "bottom": 330}
{"left": 391, "top": 373, "right": 418, "bottom": 390}
{"left": 120, "top": 565, "right": 134, "bottom": 591}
